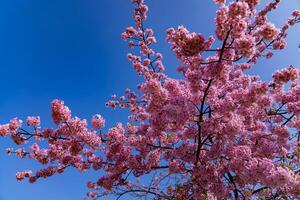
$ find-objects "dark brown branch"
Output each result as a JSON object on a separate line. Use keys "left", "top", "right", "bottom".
{"left": 195, "top": 79, "right": 213, "bottom": 165}
{"left": 218, "top": 30, "right": 231, "bottom": 62}
{"left": 226, "top": 172, "right": 245, "bottom": 200}
{"left": 147, "top": 143, "right": 174, "bottom": 150}
{"left": 252, "top": 187, "right": 268, "bottom": 194}
{"left": 113, "top": 188, "right": 170, "bottom": 200}
{"left": 281, "top": 114, "right": 295, "bottom": 126}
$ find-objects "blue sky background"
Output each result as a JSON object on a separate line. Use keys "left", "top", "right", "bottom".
{"left": 0, "top": 0, "right": 299, "bottom": 199}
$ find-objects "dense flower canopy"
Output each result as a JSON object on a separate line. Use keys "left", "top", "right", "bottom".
{"left": 1, "top": 0, "right": 300, "bottom": 199}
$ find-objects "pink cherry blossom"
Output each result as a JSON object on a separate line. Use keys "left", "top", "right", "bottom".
{"left": 9, "top": 118, "right": 22, "bottom": 130}
{"left": 51, "top": 99, "right": 71, "bottom": 125}
{"left": 234, "top": 35, "right": 256, "bottom": 58}
{"left": 1, "top": 0, "right": 300, "bottom": 200}
{"left": 213, "top": 0, "right": 225, "bottom": 5}
{"left": 258, "top": 22, "right": 280, "bottom": 41}
{"left": 26, "top": 116, "right": 41, "bottom": 127}
{"left": 91, "top": 114, "right": 105, "bottom": 129}
{"left": 16, "top": 170, "right": 32, "bottom": 181}
{"left": 0, "top": 124, "right": 9, "bottom": 137}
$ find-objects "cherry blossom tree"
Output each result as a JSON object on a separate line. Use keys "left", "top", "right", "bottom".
{"left": 1, "top": 0, "right": 300, "bottom": 199}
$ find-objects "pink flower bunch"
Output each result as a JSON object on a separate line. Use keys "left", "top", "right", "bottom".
{"left": 121, "top": 1, "right": 163, "bottom": 75}
{"left": 121, "top": 27, "right": 137, "bottom": 40}
{"left": 79, "top": 131, "right": 102, "bottom": 149}
{"left": 234, "top": 35, "right": 256, "bottom": 58}
{"left": 245, "top": 0, "right": 260, "bottom": 7}
{"left": 9, "top": 118, "right": 22, "bottom": 130}
{"left": 228, "top": 2, "right": 249, "bottom": 18}
{"left": 51, "top": 99, "right": 71, "bottom": 125}
{"left": 272, "top": 38, "right": 286, "bottom": 50}
{"left": 213, "top": 0, "right": 225, "bottom": 5}
{"left": 292, "top": 10, "right": 300, "bottom": 17}
{"left": 91, "top": 114, "right": 105, "bottom": 129}
{"left": 16, "top": 170, "right": 32, "bottom": 181}
{"left": 0, "top": 124, "right": 9, "bottom": 137}
{"left": 133, "top": 1, "right": 148, "bottom": 27}
{"left": 258, "top": 22, "right": 280, "bottom": 41}
{"left": 26, "top": 116, "right": 41, "bottom": 127}
{"left": 272, "top": 67, "right": 299, "bottom": 85}
{"left": 215, "top": 1, "right": 253, "bottom": 41}
{"left": 166, "top": 26, "right": 208, "bottom": 58}
{"left": 35, "top": 166, "right": 57, "bottom": 179}
{"left": 15, "top": 148, "right": 27, "bottom": 158}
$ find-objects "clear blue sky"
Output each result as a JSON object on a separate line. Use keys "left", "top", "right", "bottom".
{"left": 0, "top": 0, "right": 299, "bottom": 199}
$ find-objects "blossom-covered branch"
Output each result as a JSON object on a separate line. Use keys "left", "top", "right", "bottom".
{"left": 1, "top": 0, "right": 300, "bottom": 199}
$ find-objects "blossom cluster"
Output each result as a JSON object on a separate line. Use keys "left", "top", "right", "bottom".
{"left": 1, "top": 0, "right": 300, "bottom": 200}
